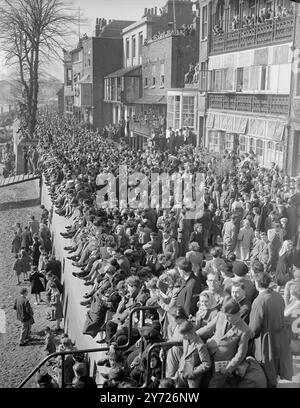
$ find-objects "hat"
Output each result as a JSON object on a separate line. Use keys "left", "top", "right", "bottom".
{"left": 37, "top": 372, "right": 52, "bottom": 384}
{"left": 142, "top": 242, "right": 153, "bottom": 250}
{"left": 222, "top": 297, "right": 240, "bottom": 315}
{"left": 178, "top": 321, "right": 194, "bottom": 335}
{"left": 232, "top": 261, "right": 249, "bottom": 277}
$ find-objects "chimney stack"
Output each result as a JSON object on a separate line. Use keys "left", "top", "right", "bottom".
{"left": 144, "top": 8, "right": 147, "bottom": 16}
{"left": 155, "top": 7, "right": 157, "bottom": 15}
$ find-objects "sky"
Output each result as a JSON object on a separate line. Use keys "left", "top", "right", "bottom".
{"left": 0, "top": 0, "right": 167, "bottom": 81}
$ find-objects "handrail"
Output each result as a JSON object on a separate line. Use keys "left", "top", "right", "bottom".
{"left": 18, "top": 305, "right": 159, "bottom": 388}
{"left": 142, "top": 341, "right": 183, "bottom": 388}
{"left": 17, "top": 347, "right": 110, "bottom": 388}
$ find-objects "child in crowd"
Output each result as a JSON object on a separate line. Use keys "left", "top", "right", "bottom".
{"left": 44, "top": 326, "right": 56, "bottom": 356}
{"left": 13, "top": 254, "right": 23, "bottom": 285}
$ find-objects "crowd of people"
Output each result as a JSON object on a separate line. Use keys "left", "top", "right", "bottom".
{"left": 213, "top": 4, "right": 294, "bottom": 36}
{"left": 14, "top": 113, "right": 300, "bottom": 388}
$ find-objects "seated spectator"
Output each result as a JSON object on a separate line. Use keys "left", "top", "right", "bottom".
{"left": 224, "top": 261, "right": 257, "bottom": 303}
{"left": 283, "top": 267, "right": 300, "bottom": 306}
{"left": 196, "top": 297, "right": 252, "bottom": 388}
{"left": 194, "top": 290, "right": 219, "bottom": 329}
{"left": 37, "top": 371, "right": 59, "bottom": 388}
{"left": 72, "top": 362, "right": 97, "bottom": 388}
{"left": 205, "top": 271, "right": 227, "bottom": 310}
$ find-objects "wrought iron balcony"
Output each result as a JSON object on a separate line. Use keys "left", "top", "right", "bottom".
{"left": 207, "top": 93, "right": 289, "bottom": 116}
{"left": 211, "top": 16, "right": 294, "bottom": 55}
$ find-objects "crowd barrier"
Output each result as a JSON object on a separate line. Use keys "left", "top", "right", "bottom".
{"left": 41, "top": 177, "right": 107, "bottom": 382}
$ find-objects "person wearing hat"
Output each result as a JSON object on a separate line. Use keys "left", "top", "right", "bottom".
{"left": 173, "top": 321, "right": 211, "bottom": 388}
{"left": 249, "top": 272, "right": 293, "bottom": 388}
{"left": 72, "top": 362, "right": 97, "bottom": 388}
{"left": 196, "top": 297, "right": 252, "bottom": 388}
{"left": 37, "top": 371, "right": 59, "bottom": 388}
{"left": 13, "top": 287, "right": 34, "bottom": 346}
{"left": 175, "top": 258, "right": 202, "bottom": 316}
{"left": 224, "top": 261, "right": 257, "bottom": 303}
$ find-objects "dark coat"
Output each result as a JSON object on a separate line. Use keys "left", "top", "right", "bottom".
{"left": 29, "top": 271, "right": 45, "bottom": 294}
{"left": 249, "top": 289, "right": 293, "bottom": 386}
{"left": 175, "top": 273, "right": 202, "bottom": 316}
{"left": 13, "top": 296, "right": 34, "bottom": 323}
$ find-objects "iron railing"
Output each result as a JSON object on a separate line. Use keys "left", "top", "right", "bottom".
{"left": 18, "top": 306, "right": 159, "bottom": 388}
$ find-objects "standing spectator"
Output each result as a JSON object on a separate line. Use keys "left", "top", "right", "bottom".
{"left": 47, "top": 282, "right": 63, "bottom": 332}
{"left": 13, "top": 254, "right": 23, "bottom": 285}
{"left": 29, "top": 266, "right": 45, "bottom": 305}
{"left": 13, "top": 287, "right": 34, "bottom": 346}
{"left": 11, "top": 231, "right": 21, "bottom": 255}
{"left": 21, "top": 226, "right": 31, "bottom": 251}
{"left": 20, "top": 249, "right": 31, "bottom": 281}
{"left": 222, "top": 214, "right": 238, "bottom": 257}
{"left": 174, "top": 321, "right": 211, "bottom": 388}
{"left": 235, "top": 219, "right": 254, "bottom": 261}
{"left": 28, "top": 215, "right": 40, "bottom": 238}
{"left": 44, "top": 326, "right": 56, "bottom": 355}
{"left": 31, "top": 234, "right": 41, "bottom": 267}
{"left": 249, "top": 272, "right": 293, "bottom": 388}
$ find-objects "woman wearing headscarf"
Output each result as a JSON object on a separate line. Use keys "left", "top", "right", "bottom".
{"left": 274, "top": 240, "right": 294, "bottom": 289}
{"left": 194, "top": 290, "right": 219, "bottom": 330}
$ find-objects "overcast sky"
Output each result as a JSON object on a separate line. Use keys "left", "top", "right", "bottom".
{"left": 0, "top": 0, "right": 195, "bottom": 80}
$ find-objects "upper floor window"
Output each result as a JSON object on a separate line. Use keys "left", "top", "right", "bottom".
{"left": 132, "top": 36, "right": 136, "bottom": 58}
{"left": 139, "top": 32, "right": 143, "bottom": 56}
{"left": 126, "top": 38, "right": 130, "bottom": 59}
{"left": 202, "top": 6, "right": 208, "bottom": 40}
{"left": 160, "top": 62, "right": 165, "bottom": 87}
{"left": 152, "top": 64, "right": 156, "bottom": 87}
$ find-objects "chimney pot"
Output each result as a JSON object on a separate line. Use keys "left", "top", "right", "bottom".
{"left": 155, "top": 7, "right": 157, "bottom": 15}
{"left": 144, "top": 8, "right": 147, "bottom": 16}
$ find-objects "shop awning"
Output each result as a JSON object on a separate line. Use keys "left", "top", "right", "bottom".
{"left": 208, "top": 112, "right": 248, "bottom": 134}
{"left": 266, "top": 121, "right": 285, "bottom": 142}
{"left": 105, "top": 65, "right": 141, "bottom": 78}
{"left": 133, "top": 95, "right": 167, "bottom": 105}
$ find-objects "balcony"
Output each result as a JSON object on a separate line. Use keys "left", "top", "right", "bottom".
{"left": 207, "top": 93, "right": 289, "bottom": 116}
{"left": 211, "top": 16, "right": 294, "bottom": 55}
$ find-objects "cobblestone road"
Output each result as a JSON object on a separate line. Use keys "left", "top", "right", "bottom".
{"left": 0, "top": 181, "right": 58, "bottom": 388}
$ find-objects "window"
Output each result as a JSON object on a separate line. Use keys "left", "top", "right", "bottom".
{"left": 200, "top": 62, "right": 207, "bottom": 91}
{"left": 175, "top": 95, "right": 180, "bottom": 129}
{"left": 256, "top": 139, "right": 264, "bottom": 157}
{"left": 160, "top": 62, "right": 165, "bottom": 87}
{"left": 126, "top": 38, "right": 130, "bottom": 59}
{"left": 132, "top": 36, "right": 136, "bottom": 58}
{"left": 236, "top": 68, "right": 243, "bottom": 91}
{"left": 213, "top": 70, "right": 222, "bottom": 91}
{"left": 261, "top": 66, "right": 267, "bottom": 90}
{"left": 182, "top": 96, "right": 195, "bottom": 129}
{"left": 139, "top": 32, "right": 143, "bottom": 56}
{"left": 202, "top": 6, "right": 208, "bottom": 40}
{"left": 152, "top": 64, "right": 156, "bottom": 87}
{"left": 239, "top": 135, "right": 246, "bottom": 152}
{"left": 144, "top": 77, "right": 148, "bottom": 88}
{"left": 67, "top": 68, "right": 72, "bottom": 86}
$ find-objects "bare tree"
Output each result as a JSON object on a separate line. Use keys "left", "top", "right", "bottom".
{"left": 0, "top": 0, "right": 77, "bottom": 137}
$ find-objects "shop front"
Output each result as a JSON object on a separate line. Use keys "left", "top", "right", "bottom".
{"left": 206, "top": 111, "right": 286, "bottom": 169}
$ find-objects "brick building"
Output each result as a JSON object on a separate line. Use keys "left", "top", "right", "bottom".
{"left": 62, "top": 19, "right": 134, "bottom": 130}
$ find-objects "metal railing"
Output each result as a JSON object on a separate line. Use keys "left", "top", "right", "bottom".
{"left": 211, "top": 16, "right": 294, "bottom": 55}
{"left": 18, "top": 306, "right": 159, "bottom": 388}
{"left": 142, "top": 341, "right": 183, "bottom": 387}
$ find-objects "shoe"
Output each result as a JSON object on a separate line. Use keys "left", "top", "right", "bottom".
{"left": 83, "top": 294, "right": 91, "bottom": 299}
{"left": 84, "top": 281, "right": 93, "bottom": 286}
{"left": 19, "top": 343, "right": 26, "bottom": 346}
{"left": 68, "top": 256, "right": 77, "bottom": 261}
{"left": 80, "top": 300, "right": 91, "bottom": 306}
{"left": 96, "top": 339, "right": 107, "bottom": 346}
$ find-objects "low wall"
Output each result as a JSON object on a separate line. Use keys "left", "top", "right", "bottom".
{"left": 41, "top": 179, "right": 107, "bottom": 381}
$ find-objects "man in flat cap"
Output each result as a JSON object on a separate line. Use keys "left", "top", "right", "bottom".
{"left": 196, "top": 297, "right": 251, "bottom": 388}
